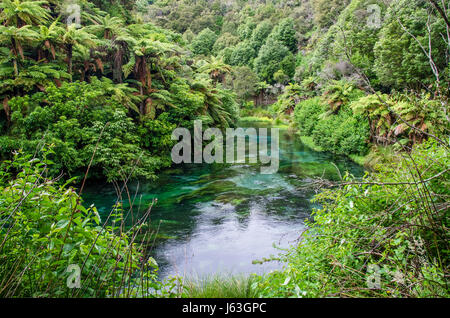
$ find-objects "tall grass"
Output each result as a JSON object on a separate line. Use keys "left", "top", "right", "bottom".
{"left": 181, "top": 274, "right": 258, "bottom": 298}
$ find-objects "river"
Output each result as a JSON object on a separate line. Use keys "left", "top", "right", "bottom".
{"left": 83, "top": 122, "right": 363, "bottom": 279}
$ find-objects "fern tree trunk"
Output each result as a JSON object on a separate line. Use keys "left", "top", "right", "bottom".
{"left": 67, "top": 44, "right": 73, "bottom": 77}
{"left": 113, "top": 48, "right": 123, "bottom": 83}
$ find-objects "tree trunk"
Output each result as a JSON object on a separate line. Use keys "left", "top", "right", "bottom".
{"left": 67, "top": 44, "right": 73, "bottom": 77}
{"left": 139, "top": 85, "right": 144, "bottom": 115}
{"left": 13, "top": 59, "right": 18, "bottom": 77}
{"left": 3, "top": 97, "right": 10, "bottom": 125}
{"left": 113, "top": 48, "right": 123, "bottom": 83}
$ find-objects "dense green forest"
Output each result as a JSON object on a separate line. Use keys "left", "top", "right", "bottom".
{"left": 0, "top": 0, "right": 448, "bottom": 298}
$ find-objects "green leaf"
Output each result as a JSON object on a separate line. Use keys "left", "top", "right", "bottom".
{"left": 55, "top": 219, "right": 70, "bottom": 229}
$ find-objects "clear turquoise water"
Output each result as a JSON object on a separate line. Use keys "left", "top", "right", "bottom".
{"left": 82, "top": 123, "right": 363, "bottom": 278}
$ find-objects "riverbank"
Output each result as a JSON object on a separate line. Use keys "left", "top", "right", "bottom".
{"left": 239, "top": 116, "right": 290, "bottom": 129}
{"left": 240, "top": 115, "right": 390, "bottom": 170}
{"left": 297, "top": 134, "right": 396, "bottom": 170}
{"left": 180, "top": 138, "right": 448, "bottom": 298}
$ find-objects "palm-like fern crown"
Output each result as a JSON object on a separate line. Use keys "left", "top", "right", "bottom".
{"left": 0, "top": 0, "right": 239, "bottom": 129}
{"left": 0, "top": 0, "right": 51, "bottom": 27}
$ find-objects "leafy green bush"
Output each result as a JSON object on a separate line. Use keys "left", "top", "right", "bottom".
{"left": 312, "top": 109, "right": 370, "bottom": 155}
{"left": 255, "top": 139, "right": 449, "bottom": 297}
{"left": 0, "top": 150, "right": 177, "bottom": 297}
{"left": 293, "top": 97, "right": 325, "bottom": 135}
{"left": 5, "top": 80, "right": 168, "bottom": 182}
{"left": 293, "top": 96, "right": 370, "bottom": 156}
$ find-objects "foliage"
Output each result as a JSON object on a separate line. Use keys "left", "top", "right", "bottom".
{"left": 331, "top": 0, "right": 387, "bottom": 85}
{"left": 4, "top": 80, "right": 169, "bottom": 182}
{"left": 0, "top": 151, "right": 178, "bottom": 297}
{"left": 226, "top": 66, "right": 259, "bottom": 102}
{"left": 373, "top": 0, "right": 449, "bottom": 89}
{"left": 249, "top": 20, "right": 273, "bottom": 52}
{"left": 294, "top": 97, "right": 325, "bottom": 136}
{"left": 350, "top": 93, "right": 393, "bottom": 144}
{"left": 293, "top": 91, "right": 370, "bottom": 156}
{"left": 272, "top": 83, "right": 304, "bottom": 115}
{"left": 267, "top": 18, "right": 298, "bottom": 53}
{"left": 0, "top": 0, "right": 240, "bottom": 182}
{"left": 254, "top": 39, "right": 291, "bottom": 83}
{"left": 256, "top": 139, "right": 449, "bottom": 298}
{"left": 322, "top": 80, "right": 365, "bottom": 113}
{"left": 0, "top": 0, "right": 449, "bottom": 300}
{"left": 212, "top": 32, "right": 240, "bottom": 55}
{"left": 190, "top": 28, "right": 218, "bottom": 56}
{"left": 311, "top": 107, "right": 370, "bottom": 155}
{"left": 351, "top": 92, "right": 448, "bottom": 146}
{"left": 311, "top": 0, "right": 351, "bottom": 28}
{"left": 181, "top": 274, "right": 258, "bottom": 298}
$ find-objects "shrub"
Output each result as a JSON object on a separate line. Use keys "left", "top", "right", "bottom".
{"left": 0, "top": 150, "right": 177, "bottom": 297}
{"left": 255, "top": 139, "right": 449, "bottom": 297}
{"left": 294, "top": 97, "right": 370, "bottom": 156}
{"left": 294, "top": 97, "right": 325, "bottom": 135}
{"left": 190, "top": 28, "right": 218, "bottom": 56}
{"left": 5, "top": 81, "right": 169, "bottom": 182}
{"left": 312, "top": 109, "right": 370, "bottom": 155}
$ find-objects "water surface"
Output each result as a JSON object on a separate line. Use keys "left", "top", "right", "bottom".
{"left": 83, "top": 123, "right": 363, "bottom": 278}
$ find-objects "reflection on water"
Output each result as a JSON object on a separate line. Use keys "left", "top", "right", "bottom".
{"left": 82, "top": 123, "right": 363, "bottom": 279}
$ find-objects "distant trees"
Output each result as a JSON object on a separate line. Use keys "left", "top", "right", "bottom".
{"left": 254, "top": 39, "right": 294, "bottom": 83}
{"left": 269, "top": 18, "right": 298, "bottom": 53}
{"left": 190, "top": 28, "right": 218, "bottom": 56}
{"left": 212, "top": 32, "right": 240, "bottom": 54}
{"left": 311, "top": 0, "right": 351, "bottom": 28}
{"left": 229, "top": 41, "right": 256, "bottom": 66}
{"left": 250, "top": 20, "right": 273, "bottom": 51}
{"left": 144, "top": 0, "right": 449, "bottom": 111}
{"left": 237, "top": 19, "right": 256, "bottom": 41}
{"left": 226, "top": 66, "right": 259, "bottom": 101}
{"left": 144, "top": 0, "right": 313, "bottom": 89}
{"left": 373, "top": 0, "right": 448, "bottom": 89}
